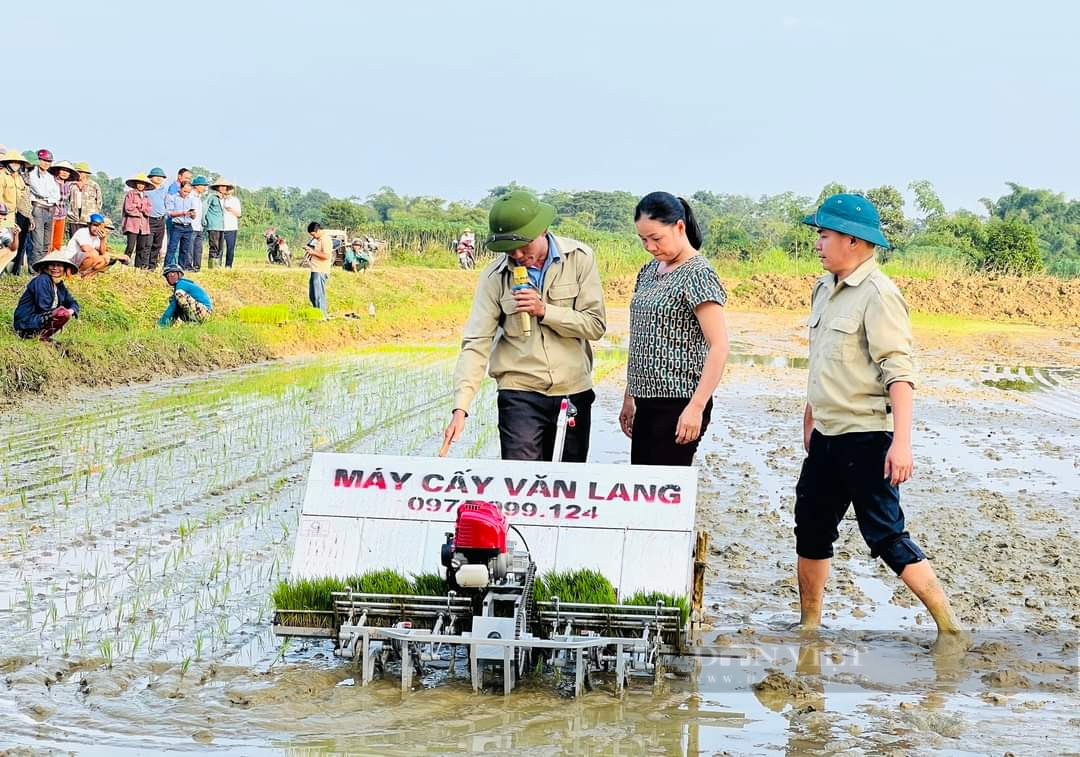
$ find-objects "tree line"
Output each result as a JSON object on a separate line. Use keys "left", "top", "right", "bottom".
{"left": 85, "top": 163, "right": 1076, "bottom": 276}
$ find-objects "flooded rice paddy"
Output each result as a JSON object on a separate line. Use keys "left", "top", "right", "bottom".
{"left": 0, "top": 318, "right": 1077, "bottom": 755}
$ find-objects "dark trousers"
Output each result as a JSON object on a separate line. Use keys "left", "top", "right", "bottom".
{"left": 125, "top": 232, "right": 149, "bottom": 264}
{"left": 630, "top": 397, "right": 713, "bottom": 466}
{"left": 145, "top": 217, "right": 166, "bottom": 269}
{"left": 13, "top": 212, "right": 32, "bottom": 274}
{"left": 223, "top": 230, "right": 237, "bottom": 267}
{"left": 795, "top": 430, "right": 927, "bottom": 575}
{"left": 190, "top": 231, "right": 204, "bottom": 270}
{"left": 497, "top": 389, "right": 594, "bottom": 462}
{"left": 30, "top": 205, "right": 53, "bottom": 267}
{"left": 207, "top": 230, "right": 224, "bottom": 267}
{"left": 166, "top": 224, "right": 193, "bottom": 268}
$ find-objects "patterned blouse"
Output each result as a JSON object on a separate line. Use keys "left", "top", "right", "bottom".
{"left": 627, "top": 255, "right": 727, "bottom": 398}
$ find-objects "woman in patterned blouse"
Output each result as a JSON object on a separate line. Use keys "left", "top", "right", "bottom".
{"left": 620, "top": 192, "right": 729, "bottom": 465}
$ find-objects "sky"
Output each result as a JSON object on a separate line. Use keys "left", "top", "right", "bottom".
{"left": 6, "top": 1, "right": 1079, "bottom": 213}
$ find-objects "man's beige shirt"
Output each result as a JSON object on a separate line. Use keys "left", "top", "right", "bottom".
{"left": 452, "top": 235, "right": 606, "bottom": 414}
{"left": 807, "top": 256, "right": 916, "bottom": 435}
{"left": 309, "top": 234, "right": 333, "bottom": 274}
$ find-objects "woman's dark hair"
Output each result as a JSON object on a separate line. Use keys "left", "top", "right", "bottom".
{"left": 634, "top": 191, "right": 702, "bottom": 249}
{"left": 307, "top": 221, "right": 322, "bottom": 233}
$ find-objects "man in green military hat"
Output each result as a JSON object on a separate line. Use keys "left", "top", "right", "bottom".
{"left": 794, "top": 193, "right": 963, "bottom": 639}
{"left": 442, "top": 189, "right": 606, "bottom": 461}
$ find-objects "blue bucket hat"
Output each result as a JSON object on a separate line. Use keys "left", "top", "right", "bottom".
{"left": 192, "top": 175, "right": 209, "bottom": 187}
{"left": 802, "top": 193, "right": 890, "bottom": 249}
{"left": 148, "top": 166, "right": 167, "bottom": 179}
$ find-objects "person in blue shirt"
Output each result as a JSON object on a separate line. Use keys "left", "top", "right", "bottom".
{"left": 158, "top": 264, "right": 213, "bottom": 326}
{"left": 144, "top": 167, "right": 170, "bottom": 269}
{"left": 13, "top": 250, "right": 80, "bottom": 341}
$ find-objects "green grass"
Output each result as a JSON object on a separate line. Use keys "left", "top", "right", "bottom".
{"left": 532, "top": 569, "right": 617, "bottom": 605}
{"left": 624, "top": 590, "right": 690, "bottom": 626}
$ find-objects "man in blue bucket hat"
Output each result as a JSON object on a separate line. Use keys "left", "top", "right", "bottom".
{"left": 794, "top": 193, "right": 963, "bottom": 639}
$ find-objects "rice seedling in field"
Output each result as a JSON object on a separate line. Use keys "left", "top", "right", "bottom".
{"left": 410, "top": 573, "right": 448, "bottom": 596}
{"left": 623, "top": 590, "right": 690, "bottom": 626}
{"left": 533, "top": 569, "right": 617, "bottom": 605}
{"left": 347, "top": 569, "right": 414, "bottom": 595}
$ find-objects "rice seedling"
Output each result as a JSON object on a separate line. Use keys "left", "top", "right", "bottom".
{"left": 411, "top": 572, "right": 448, "bottom": 596}
{"left": 533, "top": 569, "right": 617, "bottom": 605}
{"left": 624, "top": 590, "right": 690, "bottom": 626}
{"left": 347, "top": 569, "right": 414, "bottom": 595}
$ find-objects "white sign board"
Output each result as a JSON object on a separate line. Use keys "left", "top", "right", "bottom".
{"left": 290, "top": 453, "right": 699, "bottom": 597}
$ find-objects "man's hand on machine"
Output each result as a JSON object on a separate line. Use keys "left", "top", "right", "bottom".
{"left": 513, "top": 287, "right": 546, "bottom": 318}
{"left": 441, "top": 409, "right": 467, "bottom": 456}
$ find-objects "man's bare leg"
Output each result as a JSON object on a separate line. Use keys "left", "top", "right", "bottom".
{"left": 798, "top": 557, "right": 831, "bottom": 629}
{"left": 899, "top": 559, "right": 962, "bottom": 633}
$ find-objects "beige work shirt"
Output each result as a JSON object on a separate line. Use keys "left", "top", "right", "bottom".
{"left": 452, "top": 235, "right": 606, "bottom": 414}
{"left": 807, "top": 256, "right": 916, "bottom": 435}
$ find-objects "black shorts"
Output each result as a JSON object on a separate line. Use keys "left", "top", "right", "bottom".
{"left": 794, "top": 430, "right": 926, "bottom": 575}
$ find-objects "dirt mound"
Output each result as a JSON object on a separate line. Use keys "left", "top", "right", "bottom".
{"left": 690, "top": 273, "right": 1080, "bottom": 326}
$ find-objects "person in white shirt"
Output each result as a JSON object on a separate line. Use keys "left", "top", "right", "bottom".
{"left": 220, "top": 182, "right": 241, "bottom": 268}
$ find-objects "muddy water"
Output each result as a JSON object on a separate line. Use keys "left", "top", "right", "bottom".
{"left": 1, "top": 323, "right": 1077, "bottom": 755}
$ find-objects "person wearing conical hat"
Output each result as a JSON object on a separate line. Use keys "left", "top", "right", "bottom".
{"left": 0, "top": 150, "right": 29, "bottom": 232}
{"left": 12, "top": 249, "right": 80, "bottom": 342}
{"left": 202, "top": 178, "right": 226, "bottom": 268}
{"left": 794, "top": 193, "right": 963, "bottom": 639}
{"left": 66, "top": 161, "right": 103, "bottom": 237}
{"left": 26, "top": 149, "right": 60, "bottom": 268}
{"left": 122, "top": 173, "right": 153, "bottom": 268}
{"left": 211, "top": 178, "right": 241, "bottom": 268}
{"left": 1, "top": 151, "right": 34, "bottom": 274}
{"left": 47, "top": 160, "right": 76, "bottom": 251}
{"left": 441, "top": 189, "right": 607, "bottom": 462}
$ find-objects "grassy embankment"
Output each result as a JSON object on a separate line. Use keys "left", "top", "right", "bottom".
{"left": 0, "top": 266, "right": 478, "bottom": 398}
{"left": 2, "top": 241, "right": 1076, "bottom": 400}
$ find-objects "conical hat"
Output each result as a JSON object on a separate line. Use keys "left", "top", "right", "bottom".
{"left": 48, "top": 160, "right": 76, "bottom": 177}
{"left": 0, "top": 149, "right": 30, "bottom": 166}
{"left": 209, "top": 177, "right": 234, "bottom": 189}
{"left": 126, "top": 172, "right": 152, "bottom": 189}
{"left": 32, "top": 250, "right": 78, "bottom": 274}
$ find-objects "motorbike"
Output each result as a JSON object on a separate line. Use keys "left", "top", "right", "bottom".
{"left": 264, "top": 229, "right": 292, "bottom": 267}
{"left": 456, "top": 239, "right": 476, "bottom": 270}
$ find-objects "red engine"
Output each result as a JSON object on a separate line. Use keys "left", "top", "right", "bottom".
{"left": 453, "top": 502, "right": 507, "bottom": 553}
{"left": 441, "top": 502, "right": 508, "bottom": 589}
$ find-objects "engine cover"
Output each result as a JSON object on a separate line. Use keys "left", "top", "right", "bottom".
{"left": 454, "top": 502, "right": 507, "bottom": 553}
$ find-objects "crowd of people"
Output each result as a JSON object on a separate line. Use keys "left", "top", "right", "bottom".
{"left": 1, "top": 146, "right": 226, "bottom": 341}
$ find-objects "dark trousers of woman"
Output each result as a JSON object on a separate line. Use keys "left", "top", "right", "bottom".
{"left": 223, "top": 230, "right": 237, "bottom": 268}
{"left": 125, "top": 232, "right": 149, "bottom": 265}
{"left": 630, "top": 397, "right": 713, "bottom": 466}
{"left": 13, "top": 212, "right": 32, "bottom": 274}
